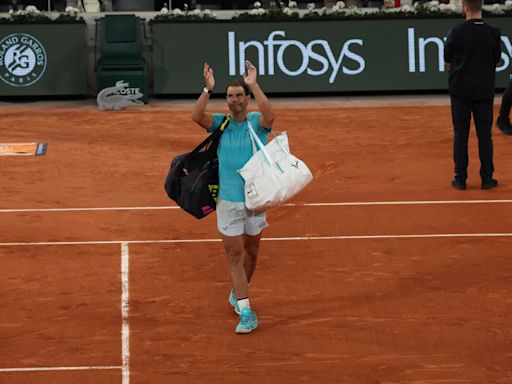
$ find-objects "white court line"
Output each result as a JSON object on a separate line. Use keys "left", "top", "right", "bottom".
{"left": 0, "top": 249, "right": 131, "bottom": 378}
{"left": 0, "top": 206, "right": 179, "bottom": 213}
{"left": 0, "top": 365, "right": 121, "bottom": 372}
{"left": 1, "top": 232, "right": 510, "bottom": 377}
{"left": 1, "top": 199, "right": 512, "bottom": 213}
{"left": 1, "top": 233, "right": 512, "bottom": 247}
{"left": 121, "top": 243, "right": 130, "bottom": 384}
{"left": 296, "top": 200, "right": 512, "bottom": 207}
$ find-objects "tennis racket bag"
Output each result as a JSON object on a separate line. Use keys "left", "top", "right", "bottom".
{"left": 164, "top": 115, "right": 231, "bottom": 219}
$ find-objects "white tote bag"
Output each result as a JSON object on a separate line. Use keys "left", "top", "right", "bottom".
{"left": 238, "top": 121, "right": 313, "bottom": 211}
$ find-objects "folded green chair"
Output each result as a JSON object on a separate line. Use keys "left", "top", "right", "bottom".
{"left": 95, "top": 14, "right": 149, "bottom": 103}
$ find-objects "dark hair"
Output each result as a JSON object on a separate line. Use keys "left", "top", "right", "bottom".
{"left": 462, "top": 0, "right": 482, "bottom": 11}
{"left": 225, "top": 79, "right": 251, "bottom": 96}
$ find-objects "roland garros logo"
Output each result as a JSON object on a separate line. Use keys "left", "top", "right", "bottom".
{"left": 0, "top": 33, "right": 47, "bottom": 87}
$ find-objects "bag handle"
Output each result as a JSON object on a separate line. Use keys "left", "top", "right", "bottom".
{"left": 247, "top": 122, "right": 257, "bottom": 155}
{"left": 189, "top": 114, "right": 231, "bottom": 157}
{"left": 248, "top": 120, "right": 291, "bottom": 157}
{"left": 247, "top": 120, "right": 274, "bottom": 166}
{"left": 246, "top": 121, "right": 286, "bottom": 199}
{"left": 218, "top": 114, "right": 231, "bottom": 132}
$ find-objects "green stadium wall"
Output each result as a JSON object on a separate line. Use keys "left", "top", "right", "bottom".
{"left": 0, "top": 23, "right": 87, "bottom": 96}
{"left": 152, "top": 18, "right": 512, "bottom": 95}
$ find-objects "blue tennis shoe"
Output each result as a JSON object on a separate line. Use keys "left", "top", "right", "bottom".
{"left": 235, "top": 307, "right": 258, "bottom": 334}
{"left": 229, "top": 289, "right": 240, "bottom": 315}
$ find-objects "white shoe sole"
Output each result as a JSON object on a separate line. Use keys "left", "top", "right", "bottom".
{"left": 235, "top": 323, "right": 258, "bottom": 334}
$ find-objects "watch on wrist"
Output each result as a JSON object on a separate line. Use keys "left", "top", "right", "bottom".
{"left": 203, "top": 86, "right": 212, "bottom": 94}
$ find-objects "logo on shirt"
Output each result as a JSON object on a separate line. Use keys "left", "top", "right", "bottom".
{"left": 0, "top": 33, "right": 47, "bottom": 87}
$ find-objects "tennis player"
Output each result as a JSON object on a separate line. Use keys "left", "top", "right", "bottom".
{"left": 192, "top": 60, "right": 276, "bottom": 333}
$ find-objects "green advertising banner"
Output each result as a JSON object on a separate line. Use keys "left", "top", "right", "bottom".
{"left": 152, "top": 18, "right": 512, "bottom": 95}
{"left": 0, "top": 24, "right": 87, "bottom": 96}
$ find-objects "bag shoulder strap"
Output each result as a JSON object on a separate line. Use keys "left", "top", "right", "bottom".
{"left": 247, "top": 120, "right": 274, "bottom": 166}
{"left": 218, "top": 114, "right": 231, "bottom": 132}
{"left": 189, "top": 114, "right": 231, "bottom": 157}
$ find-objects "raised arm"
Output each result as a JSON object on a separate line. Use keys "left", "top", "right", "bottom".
{"left": 243, "top": 60, "right": 276, "bottom": 128}
{"left": 192, "top": 63, "right": 215, "bottom": 130}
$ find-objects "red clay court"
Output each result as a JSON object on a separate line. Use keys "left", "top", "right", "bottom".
{"left": 1, "top": 97, "right": 511, "bottom": 384}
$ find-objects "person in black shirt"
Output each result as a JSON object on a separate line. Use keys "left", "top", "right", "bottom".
{"left": 496, "top": 76, "right": 512, "bottom": 135}
{"left": 444, "top": 0, "right": 501, "bottom": 190}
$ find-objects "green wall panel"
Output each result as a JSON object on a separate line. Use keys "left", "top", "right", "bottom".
{"left": 0, "top": 24, "right": 87, "bottom": 96}
{"left": 152, "top": 18, "right": 512, "bottom": 95}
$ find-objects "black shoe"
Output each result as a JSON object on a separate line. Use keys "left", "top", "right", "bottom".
{"left": 496, "top": 118, "right": 512, "bottom": 135}
{"left": 451, "top": 178, "right": 466, "bottom": 190}
{"left": 481, "top": 179, "right": 498, "bottom": 190}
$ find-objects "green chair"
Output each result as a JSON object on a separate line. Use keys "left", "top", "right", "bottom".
{"left": 95, "top": 14, "right": 149, "bottom": 103}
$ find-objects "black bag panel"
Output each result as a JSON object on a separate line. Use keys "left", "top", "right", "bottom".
{"left": 175, "top": 159, "right": 219, "bottom": 219}
{"left": 163, "top": 133, "right": 220, "bottom": 218}
{"left": 164, "top": 147, "right": 219, "bottom": 201}
{"left": 164, "top": 152, "right": 189, "bottom": 200}
{"left": 164, "top": 115, "right": 230, "bottom": 219}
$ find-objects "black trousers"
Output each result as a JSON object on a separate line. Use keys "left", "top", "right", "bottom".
{"left": 498, "top": 79, "right": 512, "bottom": 121}
{"left": 450, "top": 97, "right": 494, "bottom": 181}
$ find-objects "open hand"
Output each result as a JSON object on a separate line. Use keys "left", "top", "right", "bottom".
{"left": 243, "top": 60, "right": 257, "bottom": 86}
{"left": 203, "top": 62, "right": 215, "bottom": 90}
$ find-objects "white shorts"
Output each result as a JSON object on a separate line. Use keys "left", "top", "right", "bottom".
{"left": 216, "top": 199, "right": 268, "bottom": 237}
